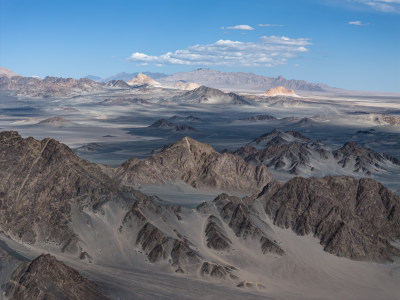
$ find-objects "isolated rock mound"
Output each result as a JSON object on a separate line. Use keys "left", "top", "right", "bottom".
{"left": 149, "top": 119, "right": 176, "bottom": 129}
{"left": 265, "top": 86, "right": 297, "bottom": 97}
{"left": 149, "top": 119, "right": 196, "bottom": 132}
{"left": 238, "top": 115, "right": 277, "bottom": 122}
{"left": 104, "top": 79, "right": 131, "bottom": 88}
{"left": 257, "top": 176, "right": 400, "bottom": 262}
{"left": 127, "top": 73, "right": 159, "bottom": 86}
{"left": 173, "top": 86, "right": 250, "bottom": 105}
{"left": 174, "top": 80, "right": 201, "bottom": 90}
{"left": 115, "top": 137, "right": 274, "bottom": 193}
{"left": 38, "top": 117, "right": 74, "bottom": 127}
{"left": 5, "top": 254, "right": 108, "bottom": 300}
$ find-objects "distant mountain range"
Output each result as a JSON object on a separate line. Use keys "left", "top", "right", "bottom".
{"left": 84, "top": 68, "right": 330, "bottom": 92}
{"left": 85, "top": 71, "right": 168, "bottom": 82}
{"left": 158, "top": 68, "right": 330, "bottom": 92}
{"left": 0, "top": 66, "right": 346, "bottom": 96}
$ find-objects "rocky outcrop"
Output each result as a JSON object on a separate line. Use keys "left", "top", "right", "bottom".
{"left": 257, "top": 176, "right": 400, "bottom": 262}
{"left": 265, "top": 86, "right": 297, "bottom": 97}
{"left": 333, "top": 142, "right": 400, "bottom": 175}
{"left": 237, "top": 130, "right": 399, "bottom": 176}
{"left": 37, "top": 117, "right": 75, "bottom": 127}
{"left": 212, "top": 194, "right": 284, "bottom": 255}
{"left": 149, "top": 119, "right": 177, "bottom": 129}
{"left": 100, "top": 97, "right": 149, "bottom": 105}
{"left": 250, "top": 129, "right": 311, "bottom": 147}
{"left": 5, "top": 254, "right": 108, "bottom": 300}
{"left": 148, "top": 119, "right": 196, "bottom": 132}
{"left": 172, "top": 86, "right": 250, "bottom": 105}
{"left": 127, "top": 73, "right": 160, "bottom": 86}
{"left": 175, "top": 124, "right": 196, "bottom": 132}
{"left": 200, "top": 262, "right": 237, "bottom": 280}
{"left": 104, "top": 80, "right": 131, "bottom": 89}
{"left": 204, "top": 215, "right": 232, "bottom": 250}
{"left": 115, "top": 137, "right": 274, "bottom": 193}
{"left": 169, "top": 115, "right": 203, "bottom": 123}
{"left": 238, "top": 115, "right": 277, "bottom": 121}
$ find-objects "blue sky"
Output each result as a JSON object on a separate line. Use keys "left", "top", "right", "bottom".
{"left": 0, "top": 0, "right": 399, "bottom": 92}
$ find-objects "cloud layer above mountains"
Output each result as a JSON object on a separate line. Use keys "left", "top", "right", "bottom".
{"left": 129, "top": 36, "right": 311, "bottom": 67}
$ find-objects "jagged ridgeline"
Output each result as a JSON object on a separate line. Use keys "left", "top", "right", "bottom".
{"left": 1, "top": 131, "right": 400, "bottom": 296}
{"left": 5, "top": 254, "right": 108, "bottom": 300}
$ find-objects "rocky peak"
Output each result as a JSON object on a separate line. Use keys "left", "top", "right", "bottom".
{"left": 258, "top": 175, "right": 400, "bottom": 262}
{"left": 5, "top": 254, "right": 108, "bottom": 300}
{"left": 116, "top": 136, "right": 274, "bottom": 193}
{"left": 333, "top": 141, "right": 400, "bottom": 172}
{"left": 251, "top": 129, "right": 310, "bottom": 147}
{"left": 0, "top": 67, "right": 20, "bottom": 78}
{"left": 174, "top": 85, "right": 250, "bottom": 105}
{"left": 104, "top": 79, "right": 131, "bottom": 88}
{"left": 149, "top": 119, "right": 176, "bottom": 128}
{"left": 161, "top": 136, "right": 216, "bottom": 156}
{"left": 0, "top": 131, "right": 136, "bottom": 248}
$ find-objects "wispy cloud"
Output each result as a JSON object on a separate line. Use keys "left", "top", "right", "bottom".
{"left": 261, "top": 35, "right": 311, "bottom": 45}
{"left": 348, "top": 20, "right": 369, "bottom": 25}
{"left": 221, "top": 25, "right": 254, "bottom": 30}
{"left": 128, "top": 36, "right": 311, "bottom": 67}
{"left": 354, "top": 0, "right": 400, "bottom": 12}
{"left": 258, "top": 24, "right": 284, "bottom": 27}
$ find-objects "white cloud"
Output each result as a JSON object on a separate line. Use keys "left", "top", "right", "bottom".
{"left": 348, "top": 20, "right": 369, "bottom": 25}
{"left": 258, "top": 24, "right": 284, "bottom": 27}
{"left": 128, "top": 36, "right": 311, "bottom": 67}
{"left": 221, "top": 25, "right": 254, "bottom": 30}
{"left": 355, "top": 0, "right": 400, "bottom": 12}
{"left": 261, "top": 35, "right": 311, "bottom": 46}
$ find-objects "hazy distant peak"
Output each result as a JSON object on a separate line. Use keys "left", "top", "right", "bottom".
{"left": 158, "top": 136, "right": 215, "bottom": 156}
{"left": 174, "top": 80, "right": 201, "bottom": 90}
{"left": 0, "top": 67, "right": 20, "bottom": 78}
{"left": 127, "top": 73, "right": 160, "bottom": 86}
{"left": 158, "top": 68, "right": 327, "bottom": 92}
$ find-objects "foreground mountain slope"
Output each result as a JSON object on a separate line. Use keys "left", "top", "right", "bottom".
{"left": 115, "top": 136, "right": 274, "bottom": 193}
{"left": 1, "top": 131, "right": 400, "bottom": 299}
{"left": 257, "top": 176, "right": 400, "bottom": 262}
{"left": 5, "top": 254, "right": 108, "bottom": 300}
{"left": 0, "top": 131, "right": 138, "bottom": 251}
